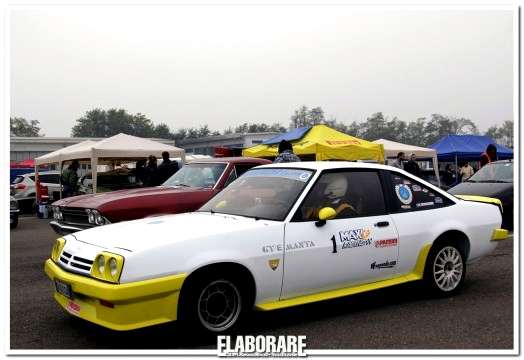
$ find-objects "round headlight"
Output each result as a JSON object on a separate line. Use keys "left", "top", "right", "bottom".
{"left": 97, "top": 256, "right": 105, "bottom": 274}
{"left": 95, "top": 213, "right": 104, "bottom": 225}
{"left": 88, "top": 211, "right": 95, "bottom": 224}
{"left": 109, "top": 258, "right": 118, "bottom": 277}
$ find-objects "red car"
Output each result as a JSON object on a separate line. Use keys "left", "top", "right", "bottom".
{"left": 49, "top": 157, "right": 270, "bottom": 235}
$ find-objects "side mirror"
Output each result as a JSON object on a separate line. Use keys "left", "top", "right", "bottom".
{"left": 315, "top": 207, "right": 336, "bottom": 227}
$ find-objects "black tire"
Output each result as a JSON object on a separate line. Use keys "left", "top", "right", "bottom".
{"left": 178, "top": 271, "right": 250, "bottom": 335}
{"left": 423, "top": 240, "right": 466, "bottom": 296}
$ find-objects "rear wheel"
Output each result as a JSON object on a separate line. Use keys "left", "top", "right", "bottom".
{"left": 424, "top": 242, "right": 466, "bottom": 295}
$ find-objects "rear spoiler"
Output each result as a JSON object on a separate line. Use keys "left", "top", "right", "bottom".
{"left": 454, "top": 195, "right": 503, "bottom": 213}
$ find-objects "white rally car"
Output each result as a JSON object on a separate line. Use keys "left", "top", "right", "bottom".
{"left": 45, "top": 162, "right": 508, "bottom": 333}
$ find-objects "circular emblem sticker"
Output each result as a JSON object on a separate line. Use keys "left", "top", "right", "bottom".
{"left": 395, "top": 184, "right": 413, "bottom": 205}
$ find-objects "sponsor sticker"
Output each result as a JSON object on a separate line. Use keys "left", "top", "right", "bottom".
{"left": 67, "top": 301, "right": 81, "bottom": 314}
{"left": 217, "top": 335, "right": 307, "bottom": 357}
{"left": 370, "top": 260, "right": 397, "bottom": 269}
{"left": 395, "top": 184, "right": 413, "bottom": 205}
{"left": 412, "top": 185, "right": 422, "bottom": 192}
{"left": 339, "top": 228, "right": 372, "bottom": 249}
{"left": 268, "top": 259, "right": 280, "bottom": 271}
{"left": 416, "top": 201, "right": 434, "bottom": 207}
{"left": 262, "top": 241, "right": 315, "bottom": 253}
{"left": 374, "top": 238, "right": 398, "bottom": 248}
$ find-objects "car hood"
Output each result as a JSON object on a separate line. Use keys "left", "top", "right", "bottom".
{"left": 448, "top": 182, "right": 513, "bottom": 203}
{"left": 70, "top": 212, "right": 278, "bottom": 252}
{"left": 52, "top": 186, "right": 207, "bottom": 208}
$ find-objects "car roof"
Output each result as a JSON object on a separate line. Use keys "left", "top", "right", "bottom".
{"left": 188, "top": 157, "right": 271, "bottom": 164}
{"left": 255, "top": 161, "right": 391, "bottom": 171}
{"left": 491, "top": 159, "right": 513, "bottom": 164}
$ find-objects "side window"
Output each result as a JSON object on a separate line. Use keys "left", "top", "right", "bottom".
{"left": 40, "top": 174, "right": 60, "bottom": 184}
{"left": 389, "top": 172, "right": 453, "bottom": 211}
{"left": 293, "top": 170, "right": 386, "bottom": 221}
{"left": 223, "top": 168, "right": 237, "bottom": 187}
{"left": 235, "top": 164, "right": 255, "bottom": 177}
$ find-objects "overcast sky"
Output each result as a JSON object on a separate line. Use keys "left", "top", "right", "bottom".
{"left": 10, "top": 7, "right": 514, "bottom": 137}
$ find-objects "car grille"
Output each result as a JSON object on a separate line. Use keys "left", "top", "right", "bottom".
{"left": 62, "top": 208, "right": 90, "bottom": 225}
{"left": 59, "top": 250, "right": 93, "bottom": 275}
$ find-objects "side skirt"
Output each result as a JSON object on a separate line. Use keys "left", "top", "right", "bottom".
{"left": 255, "top": 243, "right": 432, "bottom": 311}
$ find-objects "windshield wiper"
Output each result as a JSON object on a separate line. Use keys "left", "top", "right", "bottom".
{"left": 173, "top": 183, "right": 191, "bottom": 187}
{"left": 465, "top": 179, "right": 477, "bottom": 183}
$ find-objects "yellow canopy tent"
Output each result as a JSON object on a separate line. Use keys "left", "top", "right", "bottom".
{"left": 243, "top": 124, "right": 385, "bottom": 163}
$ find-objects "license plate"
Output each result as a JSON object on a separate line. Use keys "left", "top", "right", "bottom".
{"left": 54, "top": 279, "right": 73, "bottom": 299}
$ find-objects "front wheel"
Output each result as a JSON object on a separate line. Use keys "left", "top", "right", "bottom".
{"left": 424, "top": 242, "right": 466, "bottom": 296}
{"left": 179, "top": 274, "right": 247, "bottom": 334}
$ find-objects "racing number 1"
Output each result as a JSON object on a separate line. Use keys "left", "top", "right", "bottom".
{"left": 330, "top": 235, "right": 337, "bottom": 253}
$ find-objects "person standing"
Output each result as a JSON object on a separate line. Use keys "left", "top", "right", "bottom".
{"left": 274, "top": 140, "right": 301, "bottom": 163}
{"left": 61, "top": 160, "right": 80, "bottom": 198}
{"left": 403, "top": 153, "right": 421, "bottom": 177}
{"left": 157, "top": 151, "right": 179, "bottom": 183}
{"left": 145, "top": 155, "right": 159, "bottom": 186}
{"left": 442, "top": 164, "right": 457, "bottom": 186}
{"left": 480, "top": 144, "right": 497, "bottom": 168}
{"left": 459, "top": 162, "right": 475, "bottom": 182}
{"left": 391, "top": 152, "right": 405, "bottom": 169}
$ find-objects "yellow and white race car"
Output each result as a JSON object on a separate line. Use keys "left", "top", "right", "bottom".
{"left": 45, "top": 162, "right": 508, "bottom": 333}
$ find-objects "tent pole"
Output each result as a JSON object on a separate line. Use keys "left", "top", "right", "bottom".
{"left": 91, "top": 156, "right": 98, "bottom": 194}
{"left": 454, "top": 154, "right": 458, "bottom": 185}
{"left": 59, "top": 161, "right": 63, "bottom": 199}
{"left": 433, "top": 156, "right": 441, "bottom": 187}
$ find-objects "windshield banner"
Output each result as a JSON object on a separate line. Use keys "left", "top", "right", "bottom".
{"left": 244, "top": 168, "right": 313, "bottom": 182}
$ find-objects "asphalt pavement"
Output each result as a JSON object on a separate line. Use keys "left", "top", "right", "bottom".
{"left": 10, "top": 216, "right": 514, "bottom": 350}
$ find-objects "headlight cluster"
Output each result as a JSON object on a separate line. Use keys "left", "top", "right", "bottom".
{"left": 91, "top": 252, "right": 124, "bottom": 283}
{"left": 10, "top": 200, "right": 18, "bottom": 210}
{"left": 52, "top": 206, "right": 63, "bottom": 220}
{"left": 86, "top": 209, "right": 110, "bottom": 225}
{"left": 51, "top": 238, "right": 66, "bottom": 263}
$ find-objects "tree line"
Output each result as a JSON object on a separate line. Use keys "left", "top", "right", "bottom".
{"left": 10, "top": 105, "right": 514, "bottom": 148}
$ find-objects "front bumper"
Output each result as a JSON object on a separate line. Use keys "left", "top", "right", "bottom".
{"left": 49, "top": 221, "right": 92, "bottom": 235}
{"left": 44, "top": 259, "right": 187, "bottom": 331}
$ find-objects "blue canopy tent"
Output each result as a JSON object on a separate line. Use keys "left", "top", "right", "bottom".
{"left": 429, "top": 135, "right": 513, "bottom": 163}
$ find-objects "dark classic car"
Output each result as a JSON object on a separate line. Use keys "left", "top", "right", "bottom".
{"left": 49, "top": 157, "right": 271, "bottom": 235}
{"left": 448, "top": 160, "right": 513, "bottom": 230}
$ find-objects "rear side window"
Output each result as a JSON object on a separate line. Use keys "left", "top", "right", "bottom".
{"left": 12, "top": 176, "right": 25, "bottom": 184}
{"left": 389, "top": 172, "right": 453, "bottom": 211}
{"left": 40, "top": 174, "right": 60, "bottom": 184}
{"left": 293, "top": 170, "right": 386, "bottom": 221}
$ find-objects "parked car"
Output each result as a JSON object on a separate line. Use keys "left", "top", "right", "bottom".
{"left": 10, "top": 196, "right": 19, "bottom": 229}
{"left": 10, "top": 171, "right": 62, "bottom": 212}
{"left": 49, "top": 157, "right": 271, "bottom": 235}
{"left": 45, "top": 162, "right": 507, "bottom": 333}
{"left": 77, "top": 169, "right": 144, "bottom": 194}
{"left": 448, "top": 160, "right": 513, "bottom": 230}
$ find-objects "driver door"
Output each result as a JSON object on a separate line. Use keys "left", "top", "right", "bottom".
{"left": 281, "top": 170, "right": 399, "bottom": 299}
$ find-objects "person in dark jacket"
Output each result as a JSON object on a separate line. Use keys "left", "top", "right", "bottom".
{"left": 157, "top": 151, "right": 179, "bottom": 183}
{"left": 134, "top": 159, "right": 148, "bottom": 185}
{"left": 145, "top": 155, "right": 159, "bottom": 186}
{"left": 274, "top": 140, "right": 301, "bottom": 163}
{"left": 442, "top": 164, "right": 457, "bottom": 186}
{"left": 403, "top": 153, "right": 421, "bottom": 178}
{"left": 61, "top": 160, "right": 80, "bottom": 198}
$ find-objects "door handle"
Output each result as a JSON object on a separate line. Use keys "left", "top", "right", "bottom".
{"left": 375, "top": 221, "right": 389, "bottom": 227}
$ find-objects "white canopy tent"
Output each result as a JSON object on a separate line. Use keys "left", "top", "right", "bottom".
{"left": 372, "top": 139, "right": 440, "bottom": 186}
{"left": 35, "top": 134, "right": 185, "bottom": 194}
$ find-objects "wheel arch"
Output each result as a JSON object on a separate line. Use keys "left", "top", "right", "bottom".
{"left": 431, "top": 229, "right": 471, "bottom": 261}
{"left": 178, "top": 261, "right": 257, "bottom": 314}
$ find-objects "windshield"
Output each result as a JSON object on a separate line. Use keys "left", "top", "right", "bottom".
{"left": 199, "top": 168, "right": 314, "bottom": 221}
{"left": 468, "top": 162, "right": 513, "bottom": 183}
{"left": 163, "top": 163, "right": 227, "bottom": 188}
